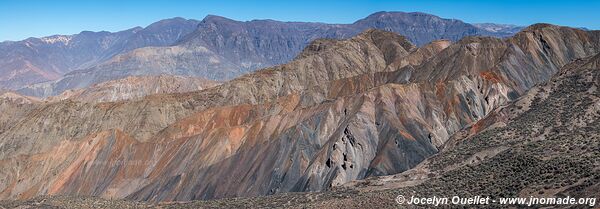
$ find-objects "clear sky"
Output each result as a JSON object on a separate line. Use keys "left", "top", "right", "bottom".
{"left": 0, "top": 0, "right": 598, "bottom": 41}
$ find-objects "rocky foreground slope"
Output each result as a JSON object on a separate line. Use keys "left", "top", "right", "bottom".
{"left": 0, "top": 25, "right": 598, "bottom": 204}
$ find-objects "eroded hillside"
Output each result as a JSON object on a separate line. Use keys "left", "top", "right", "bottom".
{"left": 0, "top": 25, "right": 598, "bottom": 203}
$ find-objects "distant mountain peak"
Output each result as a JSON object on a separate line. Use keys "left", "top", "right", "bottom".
{"left": 521, "top": 23, "right": 560, "bottom": 31}
{"left": 367, "top": 11, "right": 425, "bottom": 16}
{"left": 167, "top": 16, "right": 187, "bottom": 21}
{"left": 354, "top": 11, "right": 469, "bottom": 28}
{"left": 202, "top": 14, "right": 238, "bottom": 23}
{"left": 360, "top": 11, "right": 444, "bottom": 21}
{"left": 147, "top": 17, "right": 193, "bottom": 26}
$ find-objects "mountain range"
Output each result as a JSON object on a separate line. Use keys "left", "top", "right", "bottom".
{"left": 0, "top": 17, "right": 200, "bottom": 90}
{"left": 2, "top": 11, "right": 520, "bottom": 97}
{"left": 0, "top": 10, "right": 598, "bottom": 209}
{"left": 0, "top": 22, "right": 597, "bottom": 203}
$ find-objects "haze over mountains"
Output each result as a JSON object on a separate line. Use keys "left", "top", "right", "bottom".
{"left": 2, "top": 11, "right": 521, "bottom": 97}
{"left": 0, "top": 18, "right": 200, "bottom": 89}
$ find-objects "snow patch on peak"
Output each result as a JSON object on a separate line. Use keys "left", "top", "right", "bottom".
{"left": 41, "top": 35, "right": 73, "bottom": 45}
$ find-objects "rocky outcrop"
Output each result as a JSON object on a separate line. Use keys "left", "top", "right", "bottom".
{"left": 0, "top": 91, "right": 40, "bottom": 137}
{"left": 0, "top": 26, "right": 598, "bottom": 203}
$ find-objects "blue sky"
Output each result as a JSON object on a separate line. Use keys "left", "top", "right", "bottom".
{"left": 0, "top": 0, "right": 598, "bottom": 41}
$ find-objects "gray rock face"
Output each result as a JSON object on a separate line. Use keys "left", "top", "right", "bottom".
{"left": 15, "top": 12, "right": 518, "bottom": 97}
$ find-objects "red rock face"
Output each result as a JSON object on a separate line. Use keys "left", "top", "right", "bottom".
{"left": 0, "top": 26, "right": 599, "bottom": 202}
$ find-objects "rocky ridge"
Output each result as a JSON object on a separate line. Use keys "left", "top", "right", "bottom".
{"left": 48, "top": 75, "right": 220, "bottom": 103}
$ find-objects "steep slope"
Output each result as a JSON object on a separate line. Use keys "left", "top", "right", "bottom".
{"left": 0, "top": 18, "right": 200, "bottom": 90}
{"left": 47, "top": 75, "right": 220, "bottom": 103}
{"left": 0, "top": 26, "right": 598, "bottom": 203}
{"left": 239, "top": 51, "right": 600, "bottom": 209}
{"left": 0, "top": 91, "right": 40, "bottom": 136}
{"left": 20, "top": 11, "right": 515, "bottom": 97}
